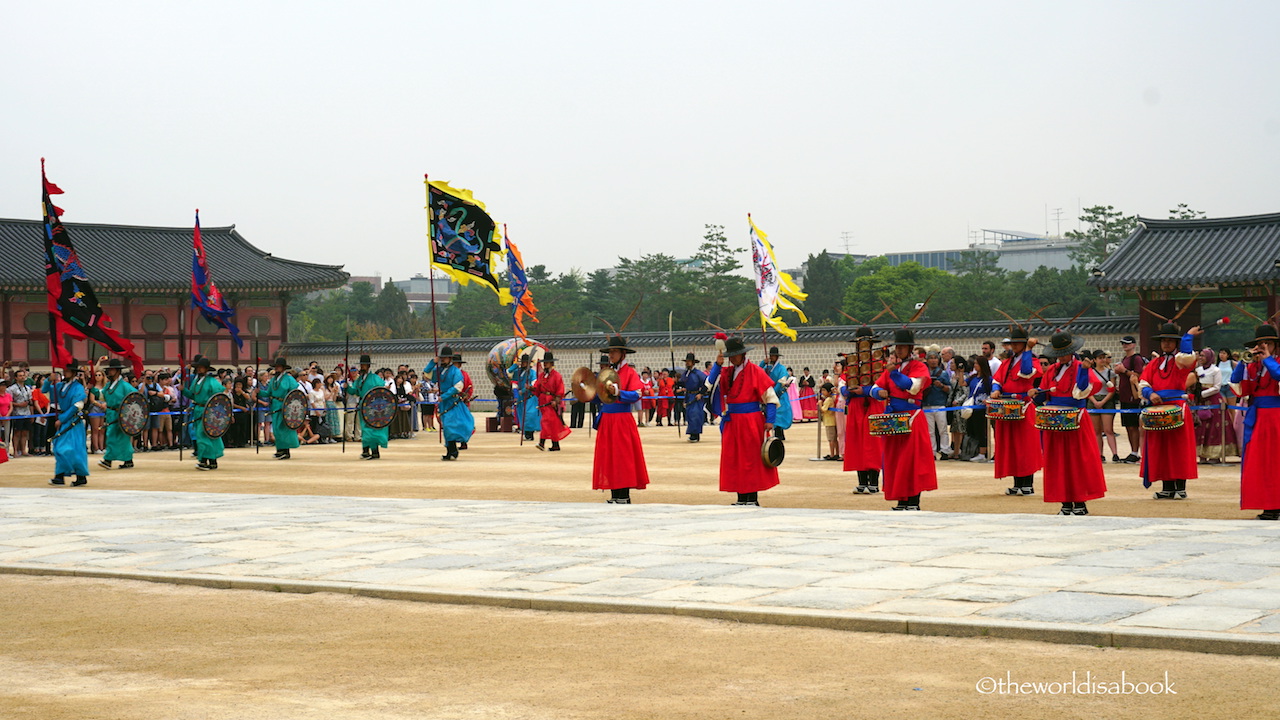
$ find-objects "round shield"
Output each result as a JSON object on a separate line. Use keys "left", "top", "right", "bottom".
{"left": 596, "top": 368, "right": 620, "bottom": 404}
{"left": 570, "top": 366, "right": 597, "bottom": 403}
{"left": 202, "top": 392, "right": 234, "bottom": 439}
{"left": 485, "top": 337, "right": 546, "bottom": 394}
{"left": 761, "top": 436, "right": 786, "bottom": 468}
{"left": 359, "top": 385, "right": 397, "bottom": 429}
{"left": 282, "top": 388, "right": 309, "bottom": 431}
{"left": 117, "top": 391, "right": 150, "bottom": 437}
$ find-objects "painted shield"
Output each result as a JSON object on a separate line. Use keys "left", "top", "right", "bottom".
{"left": 359, "top": 386, "right": 397, "bottom": 429}
{"left": 201, "top": 392, "right": 234, "bottom": 439}
{"left": 282, "top": 388, "right": 309, "bottom": 431}
{"left": 485, "top": 337, "right": 545, "bottom": 393}
{"left": 117, "top": 391, "right": 150, "bottom": 437}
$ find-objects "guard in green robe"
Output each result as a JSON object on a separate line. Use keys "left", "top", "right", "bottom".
{"left": 98, "top": 358, "right": 138, "bottom": 469}
{"left": 182, "top": 357, "right": 225, "bottom": 470}
{"left": 350, "top": 354, "right": 388, "bottom": 460}
{"left": 261, "top": 357, "right": 301, "bottom": 459}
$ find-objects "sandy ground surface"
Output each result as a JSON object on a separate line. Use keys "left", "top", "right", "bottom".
{"left": 2, "top": 419, "right": 1272, "bottom": 718}
{"left": 2, "top": 574, "right": 1275, "bottom": 720}
{"left": 0, "top": 416, "right": 1255, "bottom": 519}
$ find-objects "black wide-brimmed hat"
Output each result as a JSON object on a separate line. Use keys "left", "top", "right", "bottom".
{"left": 1040, "top": 331, "right": 1085, "bottom": 358}
{"left": 358, "top": 354, "right": 372, "bottom": 365}
{"left": 724, "top": 336, "right": 751, "bottom": 358}
{"left": 683, "top": 352, "right": 699, "bottom": 363}
{"left": 890, "top": 328, "right": 915, "bottom": 347}
{"left": 768, "top": 346, "right": 781, "bottom": 357}
{"left": 1152, "top": 322, "right": 1183, "bottom": 341}
{"left": 439, "top": 345, "right": 454, "bottom": 358}
{"left": 1246, "top": 324, "right": 1280, "bottom": 347}
{"left": 854, "top": 326, "right": 876, "bottom": 340}
{"left": 104, "top": 358, "right": 127, "bottom": 371}
{"left": 271, "top": 357, "right": 290, "bottom": 369}
{"left": 543, "top": 352, "right": 556, "bottom": 364}
{"left": 1009, "top": 327, "right": 1030, "bottom": 342}
{"left": 193, "top": 357, "right": 213, "bottom": 370}
{"left": 598, "top": 353, "right": 611, "bottom": 366}
{"left": 600, "top": 335, "right": 635, "bottom": 354}
{"left": 452, "top": 353, "right": 466, "bottom": 364}
{"left": 63, "top": 359, "right": 81, "bottom": 373}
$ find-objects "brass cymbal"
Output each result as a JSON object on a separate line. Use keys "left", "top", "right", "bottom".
{"left": 570, "top": 366, "right": 597, "bottom": 403}
{"left": 597, "top": 368, "right": 621, "bottom": 404}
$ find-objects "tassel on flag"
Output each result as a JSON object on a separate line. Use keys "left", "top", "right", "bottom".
{"left": 41, "top": 159, "right": 145, "bottom": 376}
{"left": 191, "top": 210, "right": 244, "bottom": 349}
{"left": 504, "top": 225, "right": 539, "bottom": 342}
{"left": 749, "top": 214, "right": 808, "bottom": 340}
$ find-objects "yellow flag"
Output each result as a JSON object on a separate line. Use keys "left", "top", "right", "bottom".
{"left": 749, "top": 215, "right": 808, "bottom": 340}
{"left": 425, "top": 178, "right": 512, "bottom": 304}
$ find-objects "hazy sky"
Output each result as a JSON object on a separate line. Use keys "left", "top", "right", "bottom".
{"left": 4, "top": 1, "right": 1279, "bottom": 282}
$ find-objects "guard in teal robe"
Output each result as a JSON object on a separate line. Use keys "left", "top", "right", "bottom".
{"left": 760, "top": 347, "right": 792, "bottom": 440}
{"left": 49, "top": 362, "right": 90, "bottom": 485}
{"left": 99, "top": 358, "right": 138, "bottom": 469}
{"left": 425, "top": 346, "right": 475, "bottom": 461}
{"left": 508, "top": 357, "right": 541, "bottom": 440}
{"left": 261, "top": 357, "right": 301, "bottom": 459}
{"left": 350, "top": 354, "right": 388, "bottom": 459}
{"left": 182, "top": 357, "right": 225, "bottom": 469}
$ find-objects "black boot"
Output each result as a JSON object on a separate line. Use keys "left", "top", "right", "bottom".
{"left": 49, "top": 474, "right": 66, "bottom": 486}
{"left": 120, "top": 461, "right": 134, "bottom": 469}
{"left": 1154, "top": 480, "right": 1177, "bottom": 500}
{"left": 524, "top": 431, "right": 534, "bottom": 441}
{"left": 1059, "top": 502, "right": 1074, "bottom": 516}
{"left": 854, "top": 470, "right": 870, "bottom": 494}
{"left": 360, "top": 447, "right": 370, "bottom": 458}
{"left": 774, "top": 427, "right": 786, "bottom": 441}
{"left": 71, "top": 475, "right": 87, "bottom": 487}
{"left": 369, "top": 448, "right": 380, "bottom": 460}
{"left": 904, "top": 494, "right": 921, "bottom": 511}
{"left": 442, "top": 441, "right": 457, "bottom": 461}
{"left": 607, "top": 488, "right": 631, "bottom": 504}
{"left": 893, "top": 498, "right": 909, "bottom": 511}
{"left": 733, "top": 492, "right": 759, "bottom": 507}
{"left": 98, "top": 459, "right": 112, "bottom": 470}
{"left": 1257, "top": 509, "right": 1280, "bottom": 521}
{"left": 537, "top": 440, "right": 546, "bottom": 451}
{"left": 1174, "top": 479, "right": 1187, "bottom": 499}
{"left": 1073, "top": 502, "right": 1089, "bottom": 516}
{"left": 197, "top": 459, "right": 211, "bottom": 471}
{"left": 209, "top": 459, "right": 218, "bottom": 471}
{"left": 867, "top": 471, "right": 880, "bottom": 494}
{"left": 459, "top": 442, "right": 468, "bottom": 450}
{"left": 550, "top": 441, "right": 561, "bottom": 452}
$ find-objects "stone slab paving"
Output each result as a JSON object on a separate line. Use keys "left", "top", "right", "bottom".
{"left": 2, "top": 488, "right": 1279, "bottom": 655}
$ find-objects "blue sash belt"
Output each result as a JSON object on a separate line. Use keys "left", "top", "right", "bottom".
{"left": 1242, "top": 395, "right": 1280, "bottom": 456}
{"left": 885, "top": 398, "right": 921, "bottom": 413}
{"left": 727, "top": 402, "right": 761, "bottom": 414}
{"left": 600, "top": 403, "right": 632, "bottom": 414}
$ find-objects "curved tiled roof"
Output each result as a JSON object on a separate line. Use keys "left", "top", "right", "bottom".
{"left": 1091, "top": 213, "right": 1280, "bottom": 291}
{"left": 0, "top": 218, "right": 349, "bottom": 294}
{"left": 281, "top": 316, "right": 1141, "bottom": 357}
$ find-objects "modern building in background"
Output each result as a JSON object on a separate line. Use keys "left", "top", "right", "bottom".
{"left": 389, "top": 274, "right": 459, "bottom": 314}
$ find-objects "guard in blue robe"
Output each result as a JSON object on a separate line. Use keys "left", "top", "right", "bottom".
{"left": 49, "top": 361, "right": 90, "bottom": 485}
{"left": 680, "top": 352, "right": 708, "bottom": 442}
{"left": 509, "top": 354, "right": 541, "bottom": 440}
{"left": 760, "top": 346, "right": 792, "bottom": 440}
{"left": 425, "top": 345, "right": 475, "bottom": 461}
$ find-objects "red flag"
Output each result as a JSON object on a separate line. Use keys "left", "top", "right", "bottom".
{"left": 41, "top": 159, "right": 145, "bottom": 376}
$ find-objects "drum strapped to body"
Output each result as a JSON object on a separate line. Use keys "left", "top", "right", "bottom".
{"left": 1141, "top": 404, "right": 1185, "bottom": 431}
{"left": 868, "top": 411, "right": 914, "bottom": 436}
{"left": 1034, "top": 406, "right": 1081, "bottom": 432}
{"left": 117, "top": 391, "right": 150, "bottom": 437}
{"left": 986, "top": 397, "right": 1026, "bottom": 421}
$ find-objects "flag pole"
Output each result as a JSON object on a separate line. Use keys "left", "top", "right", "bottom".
{"left": 425, "top": 174, "right": 443, "bottom": 447}
{"left": 254, "top": 341, "right": 260, "bottom": 455}
{"left": 342, "top": 331, "right": 349, "bottom": 454}
{"left": 669, "top": 310, "right": 680, "bottom": 437}
{"left": 178, "top": 300, "right": 185, "bottom": 463}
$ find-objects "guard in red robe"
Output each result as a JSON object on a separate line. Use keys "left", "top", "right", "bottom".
{"left": 842, "top": 326, "right": 884, "bottom": 493}
{"left": 707, "top": 336, "right": 780, "bottom": 506}
{"left": 1138, "top": 322, "right": 1203, "bottom": 499}
{"left": 533, "top": 351, "right": 571, "bottom": 451}
{"left": 1230, "top": 325, "right": 1280, "bottom": 519}
{"left": 1037, "top": 331, "right": 1107, "bottom": 515}
{"left": 592, "top": 335, "right": 650, "bottom": 503}
{"left": 869, "top": 328, "right": 937, "bottom": 510}
{"left": 989, "top": 327, "right": 1044, "bottom": 496}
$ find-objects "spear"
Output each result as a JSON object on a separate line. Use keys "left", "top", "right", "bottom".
{"left": 669, "top": 310, "right": 681, "bottom": 437}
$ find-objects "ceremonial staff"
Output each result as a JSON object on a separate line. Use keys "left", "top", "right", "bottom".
{"left": 669, "top": 311, "right": 681, "bottom": 437}
{"left": 253, "top": 342, "right": 261, "bottom": 455}
{"left": 178, "top": 303, "right": 186, "bottom": 463}
{"left": 342, "top": 331, "right": 350, "bottom": 454}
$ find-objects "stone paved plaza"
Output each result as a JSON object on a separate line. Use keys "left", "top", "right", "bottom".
{"left": 2, "top": 488, "right": 1278, "bottom": 655}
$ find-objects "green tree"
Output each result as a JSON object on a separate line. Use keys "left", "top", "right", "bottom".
{"left": 842, "top": 261, "right": 952, "bottom": 323}
{"left": 1066, "top": 205, "right": 1137, "bottom": 269}
{"left": 441, "top": 283, "right": 509, "bottom": 337}
{"left": 691, "top": 225, "right": 754, "bottom": 329}
{"left": 1169, "top": 204, "right": 1206, "bottom": 220}
{"left": 375, "top": 282, "right": 414, "bottom": 338}
{"left": 800, "top": 251, "right": 843, "bottom": 325}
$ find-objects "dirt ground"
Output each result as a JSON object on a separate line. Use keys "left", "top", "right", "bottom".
{"left": 1, "top": 419, "right": 1272, "bottom": 718}
{"left": 0, "top": 416, "right": 1256, "bottom": 519}
{"left": 2, "top": 574, "right": 1274, "bottom": 720}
